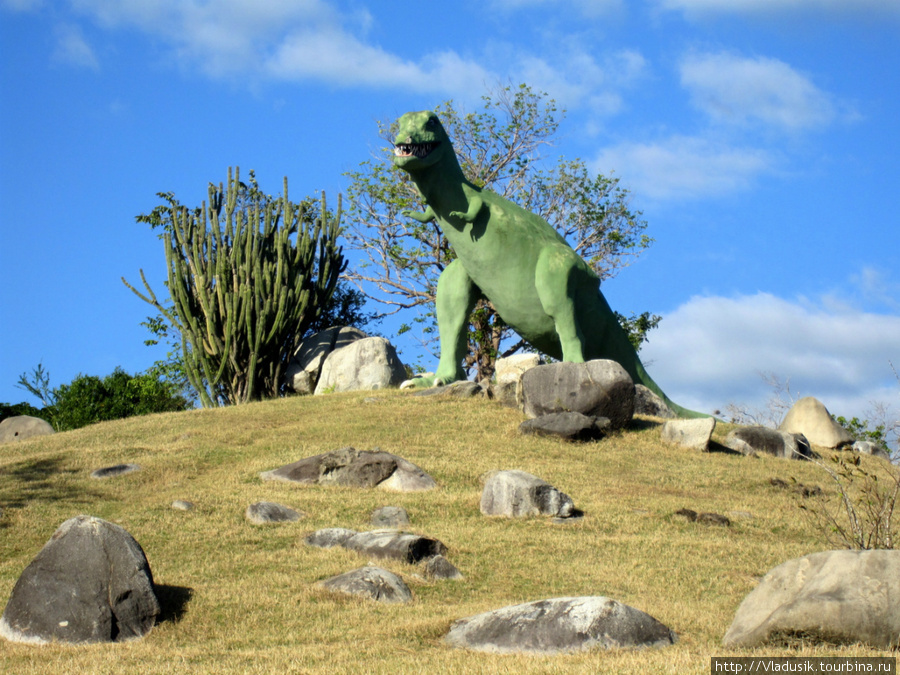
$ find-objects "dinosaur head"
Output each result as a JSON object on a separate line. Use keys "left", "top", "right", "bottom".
{"left": 392, "top": 111, "right": 450, "bottom": 172}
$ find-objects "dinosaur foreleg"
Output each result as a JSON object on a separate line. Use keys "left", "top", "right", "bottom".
{"left": 535, "top": 247, "right": 588, "bottom": 363}
{"left": 431, "top": 259, "right": 480, "bottom": 386}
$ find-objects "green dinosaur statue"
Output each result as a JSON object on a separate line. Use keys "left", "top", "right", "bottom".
{"left": 393, "top": 110, "right": 707, "bottom": 419}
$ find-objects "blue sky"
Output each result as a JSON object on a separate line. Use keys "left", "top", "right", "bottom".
{"left": 1, "top": 0, "right": 898, "bottom": 431}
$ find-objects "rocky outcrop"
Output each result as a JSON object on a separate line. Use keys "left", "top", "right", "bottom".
{"left": 318, "top": 566, "right": 412, "bottom": 604}
{"left": 0, "top": 415, "right": 55, "bottom": 443}
{"left": 0, "top": 516, "right": 159, "bottom": 645}
{"left": 285, "top": 326, "right": 368, "bottom": 394}
{"left": 724, "top": 426, "right": 813, "bottom": 460}
{"left": 723, "top": 550, "right": 900, "bottom": 649}
{"left": 480, "top": 470, "right": 577, "bottom": 519}
{"left": 445, "top": 596, "right": 677, "bottom": 654}
{"left": 260, "top": 447, "right": 437, "bottom": 492}
{"left": 778, "top": 397, "right": 854, "bottom": 449}
{"left": 520, "top": 360, "right": 635, "bottom": 429}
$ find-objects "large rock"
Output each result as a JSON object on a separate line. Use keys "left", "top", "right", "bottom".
{"left": 724, "top": 426, "right": 813, "bottom": 460}
{"left": 0, "top": 515, "right": 159, "bottom": 644}
{"left": 723, "top": 550, "right": 900, "bottom": 649}
{"left": 778, "top": 397, "right": 854, "bottom": 449}
{"left": 342, "top": 530, "right": 448, "bottom": 564}
{"left": 480, "top": 470, "right": 577, "bottom": 519}
{"left": 0, "top": 415, "right": 55, "bottom": 443}
{"left": 260, "top": 447, "right": 437, "bottom": 492}
{"left": 518, "top": 412, "right": 609, "bottom": 442}
{"left": 520, "top": 360, "right": 635, "bottom": 429}
{"left": 445, "top": 596, "right": 677, "bottom": 654}
{"left": 661, "top": 417, "right": 716, "bottom": 450}
{"left": 285, "top": 326, "right": 368, "bottom": 394}
{"left": 314, "top": 337, "right": 407, "bottom": 395}
{"left": 318, "top": 566, "right": 412, "bottom": 604}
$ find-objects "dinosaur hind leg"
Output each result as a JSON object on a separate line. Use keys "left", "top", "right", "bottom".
{"left": 535, "top": 247, "right": 589, "bottom": 362}
{"left": 430, "top": 259, "right": 479, "bottom": 386}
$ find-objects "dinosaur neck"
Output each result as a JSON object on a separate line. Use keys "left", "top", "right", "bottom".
{"left": 407, "top": 152, "right": 468, "bottom": 207}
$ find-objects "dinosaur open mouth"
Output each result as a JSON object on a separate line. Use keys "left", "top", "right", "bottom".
{"left": 393, "top": 141, "right": 440, "bottom": 159}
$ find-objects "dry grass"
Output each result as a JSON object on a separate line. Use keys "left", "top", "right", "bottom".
{"left": 0, "top": 391, "right": 894, "bottom": 674}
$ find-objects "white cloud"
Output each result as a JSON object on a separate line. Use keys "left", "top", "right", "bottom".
{"left": 641, "top": 292, "right": 900, "bottom": 424}
{"left": 680, "top": 52, "right": 836, "bottom": 132}
{"left": 593, "top": 135, "right": 772, "bottom": 201}
{"left": 52, "top": 23, "right": 99, "bottom": 70}
{"left": 656, "top": 0, "right": 900, "bottom": 19}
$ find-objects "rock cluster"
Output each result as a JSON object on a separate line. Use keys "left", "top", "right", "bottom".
{"left": 285, "top": 326, "right": 407, "bottom": 395}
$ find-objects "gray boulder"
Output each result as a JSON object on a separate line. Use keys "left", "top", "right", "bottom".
{"left": 245, "top": 501, "right": 303, "bottom": 524}
{"left": 314, "top": 337, "right": 407, "bottom": 394}
{"left": 723, "top": 550, "right": 900, "bottom": 649}
{"left": 724, "top": 426, "right": 813, "bottom": 460}
{"left": 260, "top": 447, "right": 437, "bottom": 492}
{"left": 520, "top": 360, "right": 635, "bottom": 429}
{"left": 661, "top": 417, "right": 716, "bottom": 450}
{"left": 342, "top": 530, "right": 448, "bottom": 564}
{"left": 853, "top": 440, "right": 892, "bottom": 461}
{"left": 634, "top": 385, "right": 676, "bottom": 418}
{"left": 778, "top": 397, "right": 854, "bottom": 448}
{"left": 480, "top": 470, "right": 577, "bottom": 519}
{"left": 0, "top": 515, "right": 159, "bottom": 644}
{"left": 285, "top": 326, "right": 368, "bottom": 394}
{"left": 518, "top": 412, "right": 609, "bottom": 442}
{"left": 410, "top": 380, "right": 488, "bottom": 398}
{"left": 445, "top": 596, "right": 677, "bottom": 654}
{"left": 305, "top": 528, "right": 359, "bottom": 549}
{"left": 318, "top": 566, "right": 412, "bottom": 604}
{"left": 0, "top": 415, "right": 55, "bottom": 443}
{"left": 370, "top": 506, "right": 410, "bottom": 529}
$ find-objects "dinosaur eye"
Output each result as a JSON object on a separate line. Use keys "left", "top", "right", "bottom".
{"left": 426, "top": 117, "right": 437, "bottom": 128}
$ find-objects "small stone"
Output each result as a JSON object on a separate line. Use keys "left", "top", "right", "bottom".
{"left": 422, "top": 554, "right": 463, "bottom": 580}
{"left": 171, "top": 500, "right": 194, "bottom": 511}
{"left": 370, "top": 506, "right": 410, "bottom": 529}
{"left": 245, "top": 501, "right": 303, "bottom": 524}
{"left": 91, "top": 464, "right": 141, "bottom": 479}
{"left": 318, "top": 566, "right": 412, "bottom": 604}
{"left": 305, "top": 528, "right": 359, "bottom": 548}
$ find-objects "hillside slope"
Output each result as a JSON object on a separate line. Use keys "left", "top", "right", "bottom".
{"left": 0, "top": 391, "right": 891, "bottom": 673}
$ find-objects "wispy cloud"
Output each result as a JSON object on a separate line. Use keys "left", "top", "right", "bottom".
{"left": 642, "top": 290, "right": 900, "bottom": 421}
{"left": 593, "top": 135, "right": 773, "bottom": 201}
{"left": 52, "top": 23, "right": 99, "bottom": 70}
{"left": 680, "top": 52, "right": 837, "bottom": 133}
{"left": 655, "top": 0, "right": 900, "bottom": 19}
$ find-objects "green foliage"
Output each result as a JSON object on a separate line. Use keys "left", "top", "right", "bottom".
{"left": 124, "top": 168, "right": 347, "bottom": 407}
{"left": 344, "top": 83, "right": 655, "bottom": 380}
{"left": 52, "top": 368, "right": 190, "bottom": 431}
{"left": 615, "top": 311, "right": 663, "bottom": 352}
{"left": 0, "top": 401, "right": 48, "bottom": 425}
{"left": 8, "top": 365, "right": 190, "bottom": 431}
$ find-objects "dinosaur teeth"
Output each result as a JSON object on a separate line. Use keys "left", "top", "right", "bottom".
{"left": 393, "top": 142, "right": 439, "bottom": 158}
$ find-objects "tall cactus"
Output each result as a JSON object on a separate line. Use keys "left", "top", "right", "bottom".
{"left": 124, "top": 167, "right": 346, "bottom": 406}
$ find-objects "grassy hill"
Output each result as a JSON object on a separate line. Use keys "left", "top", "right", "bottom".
{"left": 0, "top": 390, "right": 893, "bottom": 674}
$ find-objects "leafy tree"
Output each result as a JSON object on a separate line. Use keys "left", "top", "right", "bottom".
{"left": 123, "top": 168, "right": 348, "bottom": 406}
{"left": 343, "top": 83, "right": 654, "bottom": 380}
{"left": 10, "top": 365, "right": 189, "bottom": 431}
